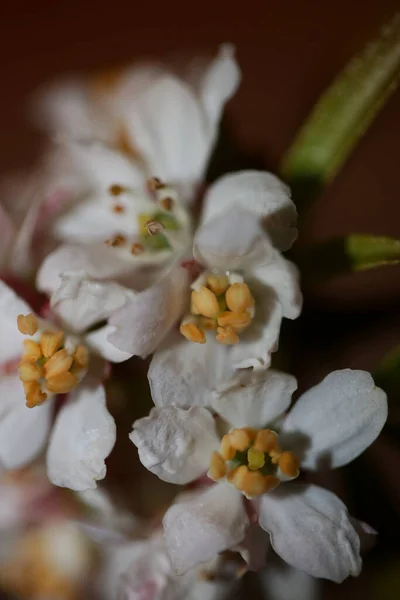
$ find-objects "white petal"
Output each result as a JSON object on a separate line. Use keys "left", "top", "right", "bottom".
{"left": 84, "top": 325, "right": 133, "bottom": 363}
{"left": 251, "top": 253, "right": 302, "bottom": 320}
{"left": 211, "top": 369, "right": 297, "bottom": 428}
{"left": 281, "top": 370, "right": 388, "bottom": 470}
{"left": 46, "top": 380, "right": 116, "bottom": 491}
{"left": 259, "top": 483, "right": 361, "bottom": 582}
{"left": 261, "top": 564, "right": 320, "bottom": 600}
{"left": 0, "top": 280, "right": 33, "bottom": 363}
{"left": 130, "top": 406, "right": 219, "bottom": 484}
{"left": 202, "top": 171, "right": 297, "bottom": 250}
{"left": 107, "top": 265, "right": 189, "bottom": 358}
{"left": 149, "top": 331, "right": 234, "bottom": 408}
{"left": 194, "top": 209, "right": 274, "bottom": 271}
{"left": 163, "top": 482, "right": 249, "bottom": 574}
{"left": 0, "top": 375, "right": 53, "bottom": 469}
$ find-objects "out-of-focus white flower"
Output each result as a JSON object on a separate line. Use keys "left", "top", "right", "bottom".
{"left": 131, "top": 368, "right": 387, "bottom": 581}
{"left": 0, "top": 280, "right": 116, "bottom": 491}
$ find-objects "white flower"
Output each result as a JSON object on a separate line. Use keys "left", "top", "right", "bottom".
{"left": 131, "top": 368, "right": 387, "bottom": 581}
{"left": 0, "top": 280, "right": 116, "bottom": 491}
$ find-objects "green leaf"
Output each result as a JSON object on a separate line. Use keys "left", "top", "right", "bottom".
{"left": 281, "top": 14, "right": 400, "bottom": 214}
{"left": 374, "top": 344, "right": 400, "bottom": 393}
{"left": 294, "top": 234, "right": 400, "bottom": 281}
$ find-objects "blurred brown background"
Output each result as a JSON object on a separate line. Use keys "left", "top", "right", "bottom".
{"left": 0, "top": 1, "right": 399, "bottom": 598}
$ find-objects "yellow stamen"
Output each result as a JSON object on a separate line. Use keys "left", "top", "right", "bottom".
{"left": 229, "top": 466, "right": 280, "bottom": 497}
{"left": 22, "top": 339, "right": 42, "bottom": 362}
{"left": 147, "top": 177, "right": 165, "bottom": 192}
{"left": 46, "top": 372, "right": 78, "bottom": 394}
{"left": 217, "top": 311, "right": 251, "bottom": 330}
{"left": 17, "top": 313, "right": 38, "bottom": 336}
{"left": 227, "top": 464, "right": 249, "bottom": 488}
{"left": 131, "top": 243, "right": 145, "bottom": 255}
{"left": 24, "top": 382, "right": 47, "bottom": 408}
{"left": 43, "top": 349, "right": 73, "bottom": 379}
{"left": 253, "top": 429, "right": 280, "bottom": 454}
{"left": 180, "top": 322, "right": 206, "bottom": 344}
{"left": 191, "top": 287, "right": 219, "bottom": 318}
{"left": 216, "top": 326, "right": 239, "bottom": 345}
{"left": 208, "top": 451, "right": 226, "bottom": 480}
{"left": 108, "top": 184, "right": 126, "bottom": 196}
{"left": 160, "top": 196, "right": 174, "bottom": 211}
{"left": 279, "top": 451, "right": 300, "bottom": 477}
{"left": 247, "top": 447, "right": 265, "bottom": 471}
{"left": 225, "top": 283, "right": 253, "bottom": 313}
{"left": 198, "top": 316, "right": 218, "bottom": 331}
{"left": 18, "top": 361, "right": 42, "bottom": 382}
{"left": 229, "top": 428, "right": 251, "bottom": 452}
{"left": 40, "top": 331, "right": 64, "bottom": 358}
{"left": 73, "top": 345, "right": 89, "bottom": 370}
{"left": 206, "top": 274, "right": 229, "bottom": 296}
{"left": 105, "top": 234, "right": 127, "bottom": 247}
{"left": 220, "top": 434, "right": 236, "bottom": 460}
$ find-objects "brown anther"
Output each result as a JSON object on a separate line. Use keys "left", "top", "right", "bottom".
{"left": 229, "top": 428, "right": 251, "bottom": 452}
{"left": 225, "top": 283, "right": 253, "bottom": 313}
{"left": 198, "top": 317, "right": 218, "bottom": 331}
{"left": 24, "top": 382, "right": 47, "bottom": 408}
{"left": 22, "top": 340, "right": 42, "bottom": 362}
{"left": 112, "top": 203, "right": 125, "bottom": 213}
{"left": 160, "top": 196, "right": 174, "bottom": 211}
{"left": 180, "top": 322, "right": 206, "bottom": 344}
{"left": 18, "top": 361, "right": 42, "bottom": 382}
{"left": 206, "top": 274, "right": 229, "bottom": 296}
{"left": 191, "top": 287, "right": 219, "bottom": 318}
{"left": 216, "top": 326, "right": 239, "bottom": 345}
{"left": 108, "top": 184, "right": 126, "bottom": 196}
{"left": 17, "top": 314, "right": 38, "bottom": 336}
{"left": 145, "top": 220, "right": 165, "bottom": 236}
{"left": 73, "top": 345, "right": 89, "bottom": 369}
{"left": 112, "top": 235, "right": 127, "bottom": 247}
{"left": 147, "top": 177, "right": 165, "bottom": 192}
{"left": 253, "top": 429, "right": 280, "bottom": 454}
{"left": 131, "top": 242, "right": 145, "bottom": 255}
{"left": 279, "top": 451, "right": 300, "bottom": 478}
{"left": 217, "top": 311, "right": 251, "bottom": 330}
{"left": 46, "top": 372, "right": 78, "bottom": 394}
{"left": 43, "top": 349, "right": 73, "bottom": 379}
{"left": 40, "top": 331, "right": 64, "bottom": 358}
{"left": 220, "top": 435, "right": 236, "bottom": 460}
{"left": 208, "top": 451, "right": 226, "bottom": 481}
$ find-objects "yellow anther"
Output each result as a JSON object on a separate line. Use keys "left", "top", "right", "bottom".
{"left": 227, "top": 464, "right": 249, "bottom": 488}
{"left": 229, "top": 466, "right": 279, "bottom": 497}
{"left": 18, "top": 361, "right": 42, "bottom": 382}
{"left": 229, "top": 428, "right": 251, "bottom": 452}
{"left": 279, "top": 451, "right": 300, "bottom": 478}
{"left": 17, "top": 314, "right": 38, "bottom": 336}
{"left": 198, "top": 317, "right": 218, "bottom": 331}
{"left": 131, "top": 242, "right": 145, "bottom": 255}
{"left": 43, "top": 349, "right": 73, "bottom": 379}
{"left": 191, "top": 287, "right": 219, "bottom": 318}
{"left": 208, "top": 451, "right": 226, "bottom": 481}
{"left": 216, "top": 326, "right": 239, "bottom": 345}
{"left": 160, "top": 196, "right": 174, "bottom": 211}
{"left": 73, "top": 345, "right": 89, "bottom": 370}
{"left": 40, "top": 331, "right": 64, "bottom": 358}
{"left": 108, "top": 184, "right": 126, "bottom": 196}
{"left": 247, "top": 447, "right": 265, "bottom": 471}
{"left": 225, "top": 283, "right": 252, "bottom": 313}
{"left": 217, "top": 311, "right": 251, "bottom": 330}
{"left": 105, "top": 234, "right": 127, "bottom": 247}
{"left": 180, "top": 322, "right": 206, "bottom": 344}
{"left": 220, "top": 435, "right": 236, "bottom": 460}
{"left": 46, "top": 372, "right": 78, "bottom": 394}
{"left": 24, "top": 382, "right": 47, "bottom": 408}
{"left": 253, "top": 429, "right": 280, "bottom": 454}
{"left": 190, "top": 298, "right": 200, "bottom": 315}
{"left": 206, "top": 274, "right": 229, "bottom": 296}
{"left": 22, "top": 340, "right": 42, "bottom": 362}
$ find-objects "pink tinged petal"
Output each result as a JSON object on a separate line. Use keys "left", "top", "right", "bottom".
{"left": 0, "top": 280, "right": 33, "bottom": 363}
{"left": 350, "top": 518, "right": 378, "bottom": 553}
{"left": 281, "top": 370, "right": 388, "bottom": 470}
{"left": 211, "top": 369, "right": 297, "bottom": 429}
{"left": 239, "top": 524, "right": 270, "bottom": 571}
{"left": 130, "top": 406, "right": 219, "bottom": 484}
{"left": 0, "top": 375, "right": 53, "bottom": 469}
{"left": 149, "top": 332, "right": 234, "bottom": 408}
{"left": 201, "top": 171, "right": 297, "bottom": 251}
{"left": 46, "top": 380, "right": 116, "bottom": 491}
{"left": 261, "top": 564, "right": 320, "bottom": 600}
{"left": 259, "top": 483, "right": 362, "bottom": 582}
{"left": 0, "top": 202, "right": 15, "bottom": 267}
{"left": 107, "top": 265, "right": 189, "bottom": 358}
{"left": 193, "top": 209, "right": 274, "bottom": 271}
{"left": 163, "top": 483, "right": 249, "bottom": 574}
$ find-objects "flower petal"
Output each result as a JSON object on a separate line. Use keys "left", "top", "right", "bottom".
{"left": 130, "top": 406, "right": 219, "bottom": 484}
{"left": 107, "top": 265, "right": 189, "bottom": 358}
{"left": 0, "top": 280, "right": 33, "bottom": 363}
{"left": 163, "top": 482, "right": 249, "bottom": 574}
{"left": 0, "top": 375, "right": 53, "bottom": 470}
{"left": 201, "top": 171, "right": 297, "bottom": 251}
{"left": 149, "top": 332, "right": 234, "bottom": 408}
{"left": 211, "top": 369, "right": 297, "bottom": 428}
{"left": 281, "top": 370, "right": 388, "bottom": 470}
{"left": 259, "top": 483, "right": 361, "bottom": 582}
{"left": 84, "top": 325, "right": 133, "bottom": 363}
{"left": 46, "top": 379, "right": 116, "bottom": 491}
{"left": 261, "top": 563, "right": 320, "bottom": 600}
